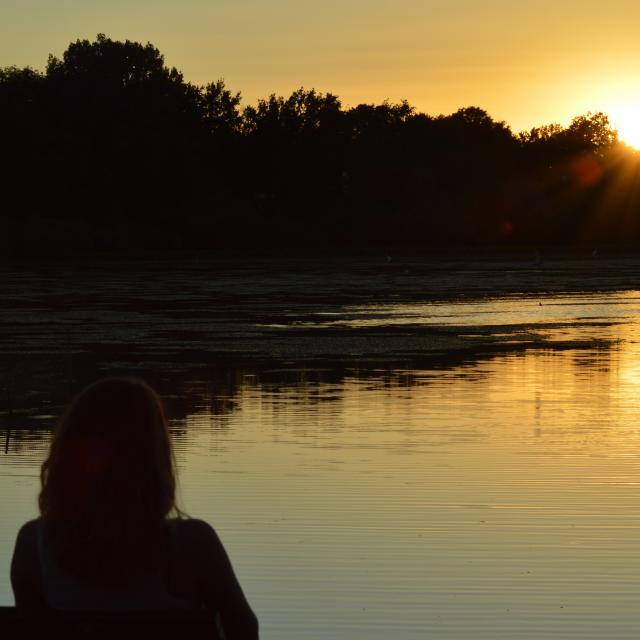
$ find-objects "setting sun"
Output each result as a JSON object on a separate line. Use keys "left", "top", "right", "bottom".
{"left": 608, "top": 101, "right": 640, "bottom": 150}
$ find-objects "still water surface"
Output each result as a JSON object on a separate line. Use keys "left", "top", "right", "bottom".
{"left": 3, "top": 284, "right": 640, "bottom": 638}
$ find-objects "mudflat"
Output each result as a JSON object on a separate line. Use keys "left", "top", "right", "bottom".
{"left": 1, "top": 254, "right": 635, "bottom": 423}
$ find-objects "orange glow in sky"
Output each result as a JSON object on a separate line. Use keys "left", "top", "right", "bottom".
{"left": 3, "top": 0, "right": 640, "bottom": 134}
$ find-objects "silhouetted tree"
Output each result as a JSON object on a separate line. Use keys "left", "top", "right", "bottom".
{"left": 40, "top": 34, "right": 204, "bottom": 232}
{"left": 563, "top": 112, "right": 618, "bottom": 154}
{"left": 0, "top": 34, "right": 637, "bottom": 256}
{"left": 201, "top": 79, "right": 242, "bottom": 135}
{"left": 241, "top": 88, "right": 346, "bottom": 242}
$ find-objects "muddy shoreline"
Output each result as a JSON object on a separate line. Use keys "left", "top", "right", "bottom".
{"left": 1, "top": 255, "right": 635, "bottom": 426}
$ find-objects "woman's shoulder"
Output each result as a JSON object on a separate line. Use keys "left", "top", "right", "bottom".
{"left": 12, "top": 519, "right": 46, "bottom": 609}
{"left": 166, "top": 518, "right": 224, "bottom": 550}
{"left": 17, "top": 518, "right": 42, "bottom": 532}
{"left": 163, "top": 518, "right": 231, "bottom": 598}
{"left": 15, "top": 518, "right": 42, "bottom": 546}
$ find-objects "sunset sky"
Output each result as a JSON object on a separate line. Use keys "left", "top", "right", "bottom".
{"left": 4, "top": 0, "right": 640, "bottom": 135}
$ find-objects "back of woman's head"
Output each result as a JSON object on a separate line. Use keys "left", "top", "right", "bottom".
{"left": 39, "top": 377, "right": 178, "bottom": 582}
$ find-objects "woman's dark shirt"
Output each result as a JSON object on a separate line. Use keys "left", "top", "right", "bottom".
{"left": 11, "top": 517, "right": 258, "bottom": 640}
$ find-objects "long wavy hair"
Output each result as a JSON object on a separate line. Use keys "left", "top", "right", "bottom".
{"left": 39, "top": 377, "right": 179, "bottom": 583}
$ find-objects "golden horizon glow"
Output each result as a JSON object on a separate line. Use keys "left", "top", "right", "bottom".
{"left": 4, "top": 1, "right": 640, "bottom": 134}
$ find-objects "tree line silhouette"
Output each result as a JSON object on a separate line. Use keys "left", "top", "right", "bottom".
{"left": 2, "top": 34, "right": 640, "bottom": 256}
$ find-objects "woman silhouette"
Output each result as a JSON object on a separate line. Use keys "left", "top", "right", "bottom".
{"left": 10, "top": 377, "right": 258, "bottom": 639}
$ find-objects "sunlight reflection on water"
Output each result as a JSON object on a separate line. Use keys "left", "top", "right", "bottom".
{"left": 3, "top": 291, "right": 640, "bottom": 638}
{"left": 282, "top": 292, "right": 640, "bottom": 330}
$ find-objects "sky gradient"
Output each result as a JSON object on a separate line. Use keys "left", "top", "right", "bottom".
{"left": 3, "top": 0, "right": 640, "bottom": 134}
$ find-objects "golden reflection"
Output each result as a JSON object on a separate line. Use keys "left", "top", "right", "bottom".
{"left": 7, "top": 313, "right": 640, "bottom": 635}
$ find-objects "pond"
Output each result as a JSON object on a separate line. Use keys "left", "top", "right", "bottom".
{"left": 2, "top": 257, "right": 640, "bottom": 638}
